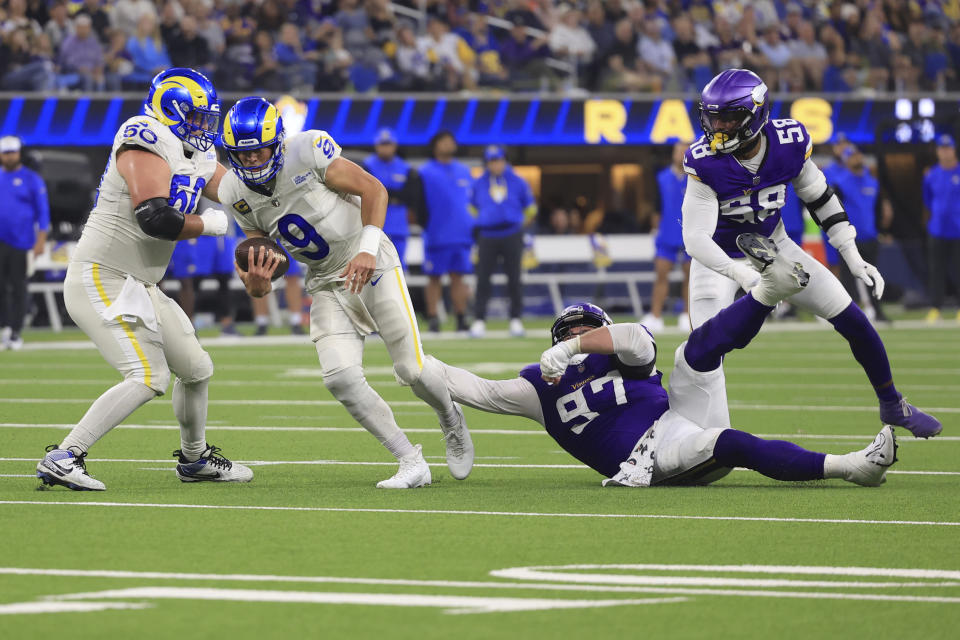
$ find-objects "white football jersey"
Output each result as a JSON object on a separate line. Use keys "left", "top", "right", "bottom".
{"left": 72, "top": 114, "right": 219, "bottom": 284}
{"left": 219, "top": 130, "right": 399, "bottom": 292}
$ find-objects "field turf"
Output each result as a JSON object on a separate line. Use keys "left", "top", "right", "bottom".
{"left": 1, "top": 321, "right": 958, "bottom": 638}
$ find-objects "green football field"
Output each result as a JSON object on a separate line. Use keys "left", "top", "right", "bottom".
{"left": 1, "top": 321, "right": 959, "bottom": 638}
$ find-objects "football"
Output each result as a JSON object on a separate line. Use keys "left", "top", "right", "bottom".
{"left": 234, "top": 237, "right": 290, "bottom": 280}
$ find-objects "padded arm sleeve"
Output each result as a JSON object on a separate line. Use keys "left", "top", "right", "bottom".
{"left": 431, "top": 357, "right": 545, "bottom": 425}
{"left": 792, "top": 159, "right": 849, "bottom": 232}
{"left": 134, "top": 197, "right": 185, "bottom": 241}
{"left": 609, "top": 323, "right": 657, "bottom": 379}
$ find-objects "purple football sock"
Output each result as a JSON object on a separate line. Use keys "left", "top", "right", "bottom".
{"left": 827, "top": 303, "right": 898, "bottom": 402}
{"left": 684, "top": 293, "right": 774, "bottom": 372}
{"left": 713, "top": 429, "right": 826, "bottom": 481}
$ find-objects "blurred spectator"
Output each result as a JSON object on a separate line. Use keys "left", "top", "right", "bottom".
{"left": 758, "top": 26, "right": 792, "bottom": 90}
{"left": 469, "top": 145, "right": 536, "bottom": 339}
{"left": 2, "top": 0, "right": 42, "bottom": 36}
{"left": 601, "top": 18, "right": 657, "bottom": 91}
{"left": 391, "top": 23, "right": 435, "bottom": 90}
{"left": 585, "top": 1, "right": 614, "bottom": 58}
{"left": 637, "top": 16, "right": 676, "bottom": 88}
{"left": 500, "top": 19, "right": 551, "bottom": 90}
{"left": 111, "top": 0, "right": 158, "bottom": 38}
{"left": 672, "top": 13, "right": 711, "bottom": 91}
{"left": 251, "top": 30, "right": 285, "bottom": 92}
{"left": 43, "top": 0, "right": 72, "bottom": 51}
{"left": 791, "top": 20, "right": 827, "bottom": 90}
{"left": 417, "top": 16, "right": 475, "bottom": 90}
{"left": 1, "top": 29, "right": 56, "bottom": 91}
{"left": 76, "top": 0, "right": 110, "bottom": 43}
{"left": 922, "top": 134, "right": 960, "bottom": 324}
{"left": 216, "top": 5, "right": 257, "bottom": 90}
{"left": 256, "top": 1, "right": 286, "bottom": 34}
{"left": 124, "top": 13, "right": 171, "bottom": 86}
{"left": 274, "top": 22, "right": 321, "bottom": 92}
{"left": 363, "top": 129, "right": 417, "bottom": 271}
{"left": 164, "top": 15, "right": 213, "bottom": 75}
{"left": 59, "top": 14, "right": 105, "bottom": 91}
{"left": 505, "top": 0, "right": 543, "bottom": 30}
{"left": 0, "top": 136, "right": 49, "bottom": 351}
{"left": 418, "top": 131, "right": 474, "bottom": 333}
{"left": 366, "top": 0, "right": 396, "bottom": 48}
{"left": 549, "top": 4, "right": 595, "bottom": 64}
{"left": 104, "top": 30, "right": 134, "bottom": 90}
{"left": 460, "top": 13, "right": 508, "bottom": 86}
{"left": 316, "top": 26, "right": 353, "bottom": 91}
{"left": 852, "top": 12, "right": 892, "bottom": 91}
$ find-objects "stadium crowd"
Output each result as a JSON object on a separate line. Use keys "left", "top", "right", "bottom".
{"left": 1, "top": 0, "right": 958, "bottom": 94}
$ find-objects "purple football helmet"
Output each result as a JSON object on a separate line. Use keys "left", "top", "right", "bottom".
{"left": 698, "top": 69, "right": 770, "bottom": 153}
{"left": 551, "top": 302, "right": 612, "bottom": 345}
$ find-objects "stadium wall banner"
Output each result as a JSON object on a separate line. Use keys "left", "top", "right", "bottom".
{"left": 0, "top": 95, "right": 955, "bottom": 147}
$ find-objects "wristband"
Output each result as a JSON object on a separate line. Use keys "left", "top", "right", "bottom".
{"left": 357, "top": 225, "right": 382, "bottom": 257}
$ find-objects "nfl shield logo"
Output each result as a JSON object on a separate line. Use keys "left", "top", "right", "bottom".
{"left": 753, "top": 176, "right": 761, "bottom": 185}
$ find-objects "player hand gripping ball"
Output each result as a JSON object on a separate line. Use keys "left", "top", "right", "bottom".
{"left": 235, "top": 237, "right": 289, "bottom": 297}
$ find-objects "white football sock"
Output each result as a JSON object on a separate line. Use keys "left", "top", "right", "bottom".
{"left": 324, "top": 366, "right": 406, "bottom": 448}
{"left": 60, "top": 380, "right": 156, "bottom": 453}
{"left": 289, "top": 312, "right": 302, "bottom": 327}
{"left": 255, "top": 315, "right": 269, "bottom": 327}
{"left": 383, "top": 430, "right": 417, "bottom": 459}
{"left": 410, "top": 356, "right": 460, "bottom": 428}
{"left": 822, "top": 454, "right": 849, "bottom": 479}
{"left": 173, "top": 377, "right": 209, "bottom": 461}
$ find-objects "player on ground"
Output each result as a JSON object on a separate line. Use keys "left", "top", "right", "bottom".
{"left": 431, "top": 234, "right": 897, "bottom": 488}
{"left": 36, "top": 68, "right": 253, "bottom": 491}
{"left": 681, "top": 68, "right": 941, "bottom": 438}
{"left": 219, "top": 97, "right": 473, "bottom": 488}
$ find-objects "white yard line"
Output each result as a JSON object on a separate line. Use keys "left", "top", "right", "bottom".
{"left": 1, "top": 500, "right": 958, "bottom": 527}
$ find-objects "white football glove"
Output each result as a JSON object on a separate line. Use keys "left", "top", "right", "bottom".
{"left": 839, "top": 245, "right": 885, "bottom": 299}
{"left": 540, "top": 337, "right": 580, "bottom": 382}
{"left": 198, "top": 208, "right": 229, "bottom": 237}
{"left": 731, "top": 262, "right": 761, "bottom": 292}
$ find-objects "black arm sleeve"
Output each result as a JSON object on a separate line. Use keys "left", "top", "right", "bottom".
{"left": 398, "top": 168, "right": 421, "bottom": 209}
{"left": 803, "top": 185, "right": 849, "bottom": 232}
{"left": 134, "top": 197, "right": 185, "bottom": 241}
{"left": 614, "top": 343, "right": 658, "bottom": 380}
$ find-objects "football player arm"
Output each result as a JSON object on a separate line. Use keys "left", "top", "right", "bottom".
{"left": 324, "top": 156, "right": 389, "bottom": 294}
{"left": 201, "top": 163, "right": 229, "bottom": 203}
{"left": 540, "top": 324, "right": 656, "bottom": 384}
{"left": 430, "top": 358, "right": 546, "bottom": 425}
{"left": 793, "top": 159, "right": 884, "bottom": 297}
{"left": 681, "top": 177, "right": 761, "bottom": 291}
{"left": 117, "top": 147, "right": 224, "bottom": 240}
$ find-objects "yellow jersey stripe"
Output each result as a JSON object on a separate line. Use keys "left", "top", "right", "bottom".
{"left": 394, "top": 267, "right": 423, "bottom": 370}
{"left": 91, "top": 263, "right": 152, "bottom": 388}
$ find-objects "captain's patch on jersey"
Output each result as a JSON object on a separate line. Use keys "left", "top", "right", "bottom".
{"left": 233, "top": 199, "right": 251, "bottom": 215}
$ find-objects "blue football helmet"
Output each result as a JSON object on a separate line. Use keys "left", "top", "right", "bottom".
{"left": 698, "top": 68, "right": 770, "bottom": 153}
{"left": 551, "top": 303, "right": 612, "bottom": 345}
{"left": 222, "top": 97, "right": 285, "bottom": 187}
{"left": 145, "top": 68, "right": 220, "bottom": 152}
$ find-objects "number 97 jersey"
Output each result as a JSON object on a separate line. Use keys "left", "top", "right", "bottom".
{"left": 683, "top": 118, "right": 812, "bottom": 258}
{"left": 219, "top": 130, "right": 400, "bottom": 292}
{"left": 72, "top": 115, "right": 219, "bottom": 284}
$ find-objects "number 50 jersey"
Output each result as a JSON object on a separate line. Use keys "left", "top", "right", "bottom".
{"left": 218, "top": 130, "right": 399, "bottom": 293}
{"left": 683, "top": 118, "right": 813, "bottom": 258}
{"left": 73, "top": 115, "right": 219, "bottom": 284}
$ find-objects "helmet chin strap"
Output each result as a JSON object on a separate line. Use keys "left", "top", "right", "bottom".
{"left": 735, "top": 131, "right": 762, "bottom": 156}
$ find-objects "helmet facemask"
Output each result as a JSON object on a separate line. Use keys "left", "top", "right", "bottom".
{"left": 227, "top": 133, "right": 285, "bottom": 187}
{"left": 177, "top": 104, "right": 220, "bottom": 152}
{"left": 550, "top": 303, "right": 612, "bottom": 345}
{"left": 699, "top": 106, "right": 756, "bottom": 153}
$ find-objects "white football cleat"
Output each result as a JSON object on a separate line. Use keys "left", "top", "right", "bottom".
{"left": 509, "top": 318, "right": 525, "bottom": 337}
{"left": 174, "top": 444, "right": 253, "bottom": 483}
{"left": 441, "top": 403, "right": 474, "bottom": 480}
{"left": 36, "top": 446, "right": 106, "bottom": 491}
{"left": 377, "top": 444, "right": 432, "bottom": 489}
{"left": 676, "top": 312, "right": 691, "bottom": 332}
{"left": 640, "top": 313, "right": 664, "bottom": 333}
{"left": 841, "top": 425, "right": 898, "bottom": 487}
{"left": 736, "top": 233, "right": 810, "bottom": 306}
{"left": 469, "top": 319, "right": 486, "bottom": 338}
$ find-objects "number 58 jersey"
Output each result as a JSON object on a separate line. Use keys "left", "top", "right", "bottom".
{"left": 218, "top": 130, "right": 399, "bottom": 293}
{"left": 683, "top": 118, "right": 812, "bottom": 258}
{"left": 73, "top": 115, "right": 219, "bottom": 284}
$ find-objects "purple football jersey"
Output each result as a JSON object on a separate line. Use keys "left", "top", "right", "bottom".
{"left": 683, "top": 119, "right": 813, "bottom": 257}
{"left": 519, "top": 354, "right": 669, "bottom": 477}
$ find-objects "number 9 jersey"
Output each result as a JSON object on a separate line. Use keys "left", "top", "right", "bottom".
{"left": 218, "top": 130, "right": 400, "bottom": 292}
{"left": 682, "top": 118, "right": 812, "bottom": 258}
{"left": 73, "top": 114, "right": 220, "bottom": 284}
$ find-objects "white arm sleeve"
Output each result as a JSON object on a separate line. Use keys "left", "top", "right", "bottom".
{"left": 681, "top": 177, "right": 758, "bottom": 287}
{"left": 433, "top": 359, "right": 545, "bottom": 425}
{"left": 792, "top": 159, "right": 854, "bottom": 247}
{"left": 607, "top": 323, "right": 656, "bottom": 367}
